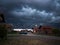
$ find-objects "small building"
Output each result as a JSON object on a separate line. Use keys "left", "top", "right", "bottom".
{"left": 39, "top": 26, "right": 53, "bottom": 35}
{"left": 32, "top": 25, "right": 53, "bottom": 35}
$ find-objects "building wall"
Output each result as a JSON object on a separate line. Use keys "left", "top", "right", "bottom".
{"left": 40, "top": 26, "right": 53, "bottom": 34}
{"left": 33, "top": 26, "right": 53, "bottom": 35}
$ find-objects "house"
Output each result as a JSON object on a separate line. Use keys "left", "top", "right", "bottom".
{"left": 33, "top": 25, "right": 53, "bottom": 35}
{"left": 40, "top": 26, "right": 53, "bottom": 34}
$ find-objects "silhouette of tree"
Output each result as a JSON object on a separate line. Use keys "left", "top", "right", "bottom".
{"left": 0, "top": 13, "right": 7, "bottom": 40}
{"left": 0, "top": 13, "right": 5, "bottom": 23}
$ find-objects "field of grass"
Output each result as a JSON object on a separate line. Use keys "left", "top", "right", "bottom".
{"left": 0, "top": 35, "right": 60, "bottom": 45}
{"left": 0, "top": 39, "right": 51, "bottom": 45}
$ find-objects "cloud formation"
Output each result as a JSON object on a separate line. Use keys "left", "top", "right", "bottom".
{"left": 0, "top": 0, "right": 60, "bottom": 28}
{"left": 11, "top": 6, "right": 53, "bottom": 16}
{"left": 11, "top": 6, "right": 60, "bottom": 23}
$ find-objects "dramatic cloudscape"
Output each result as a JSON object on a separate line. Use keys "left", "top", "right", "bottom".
{"left": 0, "top": 0, "right": 60, "bottom": 28}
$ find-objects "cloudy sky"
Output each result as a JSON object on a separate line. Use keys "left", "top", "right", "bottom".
{"left": 0, "top": 0, "right": 60, "bottom": 28}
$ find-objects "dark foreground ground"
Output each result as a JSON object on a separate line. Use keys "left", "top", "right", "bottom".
{"left": 0, "top": 33, "right": 60, "bottom": 45}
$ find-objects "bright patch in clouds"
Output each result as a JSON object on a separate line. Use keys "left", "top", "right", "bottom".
{"left": 20, "top": 6, "right": 36, "bottom": 15}
{"left": 54, "top": 0, "right": 60, "bottom": 9}
{"left": 51, "top": 16, "right": 60, "bottom": 22}
{"left": 11, "top": 6, "right": 53, "bottom": 17}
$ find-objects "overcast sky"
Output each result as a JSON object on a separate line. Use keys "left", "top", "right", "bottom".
{"left": 0, "top": 0, "right": 60, "bottom": 28}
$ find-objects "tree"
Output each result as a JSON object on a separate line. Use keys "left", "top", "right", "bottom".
{"left": 0, "top": 13, "right": 5, "bottom": 23}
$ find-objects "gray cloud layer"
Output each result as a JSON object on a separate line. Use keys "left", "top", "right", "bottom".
{"left": 0, "top": 0, "right": 60, "bottom": 28}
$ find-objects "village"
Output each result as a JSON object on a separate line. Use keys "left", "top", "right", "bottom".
{"left": 13, "top": 24, "right": 53, "bottom": 35}
{"left": 0, "top": 13, "right": 60, "bottom": 36}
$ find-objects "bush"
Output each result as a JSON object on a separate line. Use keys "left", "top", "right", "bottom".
{"left": 52, "top": 28, "right": 60, "bottom": 36}
{"left": 0, "top": 25, "right": 8, "bottom": 40}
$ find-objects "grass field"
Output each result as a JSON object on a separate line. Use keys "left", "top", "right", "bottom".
{"left": 0, "top": 34, "right": 60, "bottom": 45}
{"left": 0, "top": 38, "right": 54, "bottom": 45}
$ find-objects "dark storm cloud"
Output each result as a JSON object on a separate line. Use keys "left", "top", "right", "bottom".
{"left": 2, "top": 0, "right": 53, "bottom": 12}
{"left": 0, "top": 0, "right": 60, "bottom": 28}
{"left": 0, "top": 0, "right": 60, "bottom": 12}
{"left": 11, "top": 6, "right": 60, "bottom": 23}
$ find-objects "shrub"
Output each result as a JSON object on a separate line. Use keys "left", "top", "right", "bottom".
{"left": 52, "top": 28, "right": 60, "bottom": 36}
{"left": 0, "top": 24, "right": 8, "bottom": 40}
